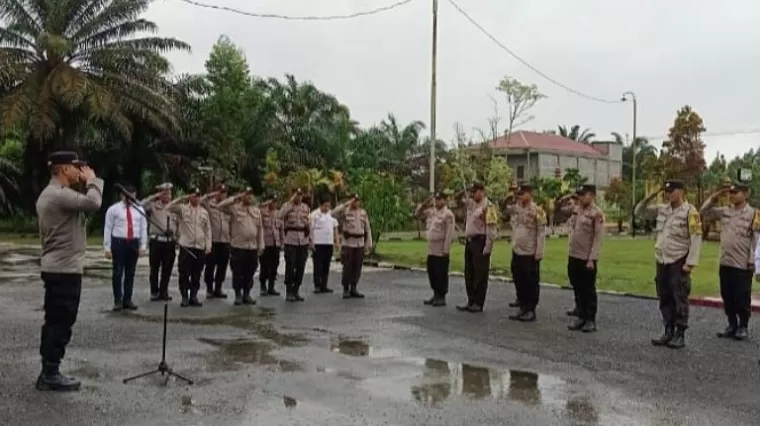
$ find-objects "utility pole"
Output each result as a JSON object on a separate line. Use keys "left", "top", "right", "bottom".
{"left": 428, "top": 0, "right": 438, "bottom": 192}
{"left": 622, "top": 91, "right": 637, "bottom": 236}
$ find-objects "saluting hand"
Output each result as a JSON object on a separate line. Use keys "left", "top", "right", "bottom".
{"left": 79, "top": 166, "right": 95, "bottom": 181}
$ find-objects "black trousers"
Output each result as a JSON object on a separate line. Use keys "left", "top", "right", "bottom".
{"left": 204, "top": 242, "right": 230, "bottom": 292}
{"left": 230, "top": 248, "right": 258, "bottom": 295}
{"left": 40, "top": 273, "right": 82, "bottom": 368}
{"left": 655, "top": 258, "right": 690, "bottom": 328}
{"left": 313, "top": 244, "right": 334, "bottom": 290}
{"left": 178, "top": 247, "right": 206, "bottom": 298}
{"left": 110, "top": 237, "right": 140, "bottom": 303}
{"left": 426, "top": 255, "right": 450, "bottom": 298}
{"left": 149, "top": 239, "right": 176, "bottom": 297}
{"left": 284, "top": 245, "right": 309, "bottom": 293}
{"left": 341, "top": 247, "right": 365, "bottom": 290}
{"left": 567, "top": 257, "right": 598, "bottom": 321}
{"left": 463, "top": 236, "right": 490, "bottom": 307}
{"left": 719, "top": 265, "right": 753, "bottom": 328}
{"left": 511, "top": 252, "right": 540, "bottom": 311}
{"left": 259, "top": 246, "right": 280, "bottom": 290}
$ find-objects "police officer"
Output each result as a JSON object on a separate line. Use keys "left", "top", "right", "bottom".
{"left": 168, "top": 188, "right": 212, "bottom": 307}
{"left": 700, "top": 182, "right": 760, "bottom": 340}
{"left": 457, "top": 182, "right": 498, "bottom": 313}
{"left": 635, "top": 179, "right": 702, "bottom": 349}
{"left": 259, "top": 195, "right": 282, "bottom": 296}
{"left": 333, "top": 194, "right": 373, "bottom": 299}
{"left": 503, "top": 183, "right": 546, "bottom": 322}
{"left": 279, "top": 189, "right": 311, "bottom": 302}
{"left": 200, "top": 184, "right": 230, "bottom": 299}
{"left": 141, "top": 183, "right": 177, "bottom": 301}
{"left": 556, "top": 184, "right": 604, "bottom": 332}
{"left": 35, "top": 151, "right": 103, "bottom": 391}
{"left": 218, "top": 187, "right": 265, "bottom": 306}
{"left": 414, "top": 191, "right": 455, "bottom": 306}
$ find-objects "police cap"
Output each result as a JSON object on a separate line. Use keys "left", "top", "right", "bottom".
{"left": 215, "top": 183, "right": 227, "bottom": 192}
{"left": 516, "top": 182, "right": 533, "bottom": 193}
{"left": 576, "top": 184, "right": 596, "bottom": 195}
{"left": 156, "top": 182, "right": 173, "bottom": 191}
{"left": 663, "top": 179, "right": 685, "bottom": 191}
{"left": 47, "top": 151, "right": 82, "bottom": 167}
{"left": 434, "top": 191, "right": 447, "bottom": 199}
{"left": 470, "top": 181, "right": 485, "bottom": 191}
{"left": 351, "top": 193, "right": 360, "bottom": 200}
{"left": 729, "top": 181, "right": 749, "bottom": 192}
{"left": 190, "top": 187, "right": 202, "bottom": 196}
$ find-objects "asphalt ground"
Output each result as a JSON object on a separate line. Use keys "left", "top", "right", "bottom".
{"left": 1, "top": 265, "right": 759, "bottom": 426}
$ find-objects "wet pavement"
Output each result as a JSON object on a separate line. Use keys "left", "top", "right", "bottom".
{"left": 1, "top": 246, "right": 760, "bottom": 425}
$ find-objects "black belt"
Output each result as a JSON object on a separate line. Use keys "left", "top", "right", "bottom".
{"left": 285, "top": 227, "right": 306, "bottom": 232}
{"left": 343, "top": 232, "right": 365, "bottom": 238}
{"left": 466, "top": 234, "right": 486, "bottom": 241}
{"left": 150, "top": 235, "right": 173, "bottom": 242}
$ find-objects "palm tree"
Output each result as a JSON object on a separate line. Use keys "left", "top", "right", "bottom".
{"left": 557, "top": 125, "right": 595, "bottom": 143}
{"left": 611, "top": 132, "right": 657, "bottom": 182}
{"left": 0, "top": 0, "right": 190, "bottom": 147}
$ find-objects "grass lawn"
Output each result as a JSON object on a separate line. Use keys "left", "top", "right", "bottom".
{"left": 375, "top": 238, "right": 723, "bottom": 297}
{"left": 0, "top": 232, "right": 103, "bottom": 246}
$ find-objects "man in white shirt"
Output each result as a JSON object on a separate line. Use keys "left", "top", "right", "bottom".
{"left": 310, "top": 198, "right": 339, "bottom": 294}
{"left": 104, "top": 184, "right": 148, "bottom": 311}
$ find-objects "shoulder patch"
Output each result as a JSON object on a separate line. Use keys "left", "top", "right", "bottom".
{"left": 752, "top": 208, "right": 760, "bottom": 232}
{"left": 485, "top": 205, "right": 499, "bottom": 225}
{"left": 688, "top": 208, "right": 702, "bottom": 235}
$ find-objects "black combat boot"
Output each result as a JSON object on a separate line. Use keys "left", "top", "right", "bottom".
{"left": 431, "top": 297, "right": 446, "bottom": 307}
{"left": 581, "top": 320, "right": 597, "bottom": 333}
{"left": 517, "top": 310, "right": 536, "bottom": 322}
{"left": 285, "top": 286, "right": 296, "bottom": 302}
{"left": 734, "top": 327, "right": 748, "bottom": 341}
{"left": 36, "top": 363, "right": 81, "bottom": 392}
{"left": 293, "top": 287, "right": 305, "bottom": 302}
{"left": 667, "top": 326, "right": 686, "bottom": 349}
{"left": 567, "top": 317, "right": 585, "bottom": 331}
{"left": 651, "top": 326, "right": 674, "bottom": 346}
{"left": 509, "top": 300, "right": 520, "bottom": 308}
{"left": 342, "top": 287, "right": 351, "bottom": 299}
{"left": 349, "top": 285, "right": 365, "bottom": 299}
{"left": 717, "top": 325, "right": 737, "bottom": 338}
{"left": 213, "top": 282, "right": 228, "bottom": 299}
{"left": 267, "top": 282, "right": 280, "bottom": 296}
{"left": 260, "top": 282, "right": 268, "bottom": 297}
{"left": 205, "top": 284, "right": 215, "bottom": 299}
{"left": 242, "top": 291, "right": 256, "bottom": 305}
{"left": 508, "top": 308, "right": 527, "bottom": 320}
{"left": 566, "top": 307, "right": 579, "bottom": 317}
{"left": 180, "top": 296, "right": 190, "bottom": 307}
{"left": 423, "top": 296, "right": 436, "bottom": 305}
{"left": 189, "top": 292, "right": 203, "bottom": 307}
{"left": 234, "top": 290, "right": 243, "bottom": 306}
{"left": 150, "top": 293, "right": 161, "bottom": 301}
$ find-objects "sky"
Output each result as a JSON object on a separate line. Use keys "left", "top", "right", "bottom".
{"left": 146, "top": 0, "right": 760, "bottom": 162}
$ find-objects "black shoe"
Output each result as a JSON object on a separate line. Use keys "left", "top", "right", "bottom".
{"left": 260, "top": 286, "right": 269, "bottom": 296}
{"left": 469, "top": 304, "right": 483, "bottom": 313}
{"left": 122, "top": 301, "right": 138, "bottom": 311}
{"left": 734, "top": 327, "right": 748, "bottom": 341}
{"left": 159, "top": 294, "right": 173, "bottom": 301}
{"left": 234, "top": 293, "right": 243, "bottom": 306}
{"left": 509, "top": 300, "right": 520, "bottom": 308}
{"left": 431, "top": 298, "right": 447, "bottom": 307}
{"left": 566, "top": 308, "right": 579, "bottom": 317}
{"left": 349, "top": 289, "right": 365, "bottom": 299}
{"left": 213, "top": 289, "right": 228, "bottom": 299}
{"left": 206, "top": 289, "right": 215, "bottom": 299}
{"left": 180, "top": 297, "right": 190, "bottom": 307}
{"left": 567, "top": 318, "right": 585, "bottom": 331}
{"left": 314, "top": 288, "right": 325, "bottom": 294}
{"left": 242, "top": 294, "right": 256, "bottom": 305}
{"left": 150, "top": 293, "right": 161, "bottom": 301}
{"left": 112, "top": 301, "right": 122, "bottom": 312}
{"left": 36, "top": 372, "right": 81, "bottom": 392}
{"left": 286, "top": 294, "right": 297, "bottom": 302}
{"left": 322, "top": 287, "right": 334, "bottom": 293}
{"left": 508, "top": 309, "right": 527, "bottom": 320}
{"left": 651, "top": 326, "right": 674, "bottom": 346}
{"left": 456, "top": 304, "right": 472, "bottom": 312}
{"left": 267, "top": 289, "right": 280, "bottom": 296}
{"left": 581, "top": 321, "right": 597, "bottom": 333}
{"left": 189, "top": 297, "right": 203, "bottom": 307}
{"left": 423, "top": 297, "right": 436, "bottom": 305}
{"left": 717, "top": 326, "right": 737, "bottom": 338}
{"left": 294, "top": 293, "right": 305, "bottom": 302}
{"left": 667, "top": 328, "right": 686, "bottom": 349}
{"left": 517, "top": 310, "right": 536, "bottom": 322}
{"left": 342, "top": 290, "right": 351, "bottom": 299}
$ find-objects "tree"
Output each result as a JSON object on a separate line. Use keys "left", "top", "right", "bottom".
{"left": 611, "top": 132, "right": 658, "bottom": 184}
{"left": 659, "top": 105, "right": 707, "bottom": 189}
{"left": 556, "top": 125, "right": 595, "bottom": 143}
{"left": 562, "top": 168, "right": 588, "bottom": 188}
{"left": 484, "top": 156, "right": 513, "bottom": 203}
{"left": 350, "top": 171, "right": 408, "bottom": 254}
{"left": 495, "top": 76, "right": 545, "bottom": 139}
{"left": 604, "top": 177, "right": 631, "bottom": 232}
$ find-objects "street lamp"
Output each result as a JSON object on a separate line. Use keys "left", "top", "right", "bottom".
{"left": 621, "top": 91, "right": 637, "bottom": 236}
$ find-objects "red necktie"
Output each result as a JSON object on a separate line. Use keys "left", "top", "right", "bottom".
{"left": 126, "top": 205, "right": 134, "bottom": 240}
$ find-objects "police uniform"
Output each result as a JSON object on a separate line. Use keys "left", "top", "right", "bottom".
{"left": 700, "top": 181, "right": 760, "bottom": 339}
{"left": 35, "top": 151, "right": 104, "bottom": 391}
{"left": 635, "top": 179, "right": 702, "bottom": 348}
{"left": 259, "top": 196, "right": 282, "bottom": 296}
{"left": 332, "top": 194, "right": 373, "bottom": 299}
{"left": 141, "top": 182, "right": 177, "bottom": 301}
{"left": 504, "top": 183, "right": 546, "bottom": 322}
{"left": 562, "top": 184, "right": 604, "bottom": 332}
{"left": 168, "top": 188, "right": 212, "bottom": 306}
{"left": 415, "top": 191, "right": 455, "bottom": 306}
{"left": 457, "top": 182, "right": 498, "bottom": 313}
{"left": 218, "top": 190, "right": 265, "bottom": 305}
{"left": 279, "top": 190, "right": 311, "bottom": 301}
{"left": 200, "top": 184, "right": 231, "bottom": 298}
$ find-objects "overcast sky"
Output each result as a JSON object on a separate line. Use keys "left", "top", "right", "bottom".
{"left": 147, "top": 0, "right": 760, "bottom": 162}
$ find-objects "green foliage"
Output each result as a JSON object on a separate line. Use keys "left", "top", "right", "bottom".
{"left": 350, "top": 171, "right": 409, "bottom": 253}
{"left": 555, "top": 125, "right": 595, "bottom": 143}
{"left": 484, "top": 156, "right": 513, "bottom": 202}
{"left": 495, "top": 76, "right": 545, "bottom": 132}
{"left": 658, "top": 105, "right": 707, "bottom": 187}
{"left": 562, "top": 168, "right": 588, "bottom": 188}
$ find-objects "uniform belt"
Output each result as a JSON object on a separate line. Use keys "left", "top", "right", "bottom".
{"left": 466, "top": 234, "right": 486, "bottom": 241}
{"left": 343, "top": 232, "right": 365, "bottom": 238}
{"left": 150, "top": 235, "right": 173, "bottom": 242}
{"left": 285, "top": 227, "right": 306, "bottom": 232}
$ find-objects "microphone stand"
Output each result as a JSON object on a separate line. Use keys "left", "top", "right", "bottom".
{"left": 116, "top": 184, "right": 194, "bottom": 386}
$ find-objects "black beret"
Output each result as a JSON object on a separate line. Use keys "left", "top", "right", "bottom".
{"left": 47, "top": 151, "right": 81, "bottom": 167}
{"left": 663, "top": 180, "right": 685, "bottom": 191}
{"left": 576, "top": 184, "right": 596, "bottom": 195}
{"left": 434, "top": 191, "right": 447, "bottom": 199}
{"left": 729, "top": 182, "right": 749, "bottom": 191}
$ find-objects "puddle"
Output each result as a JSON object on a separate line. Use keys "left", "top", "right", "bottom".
{"left": 197, "top": 337, "right": 304, "bottom": 372}
{"left": 329, "top": 337, "right": 402, "bottom": 358}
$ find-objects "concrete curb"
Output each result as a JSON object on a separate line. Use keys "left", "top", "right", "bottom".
{"left": 359, "top": 260, "right": 760, "bottom": 312}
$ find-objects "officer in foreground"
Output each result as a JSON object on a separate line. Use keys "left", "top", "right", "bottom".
{"left": 700, "top": 182, "right": 760, "bottom": 340}
{"left": 279, "top": 189, "right": 311, "bottom": 302}
{"left": 333, "top": 194, "right": 373, "bottom": 299}
{"left": 635, "top": 179, "right": 702, "bottom": 349}
{"left": 35, "top": 151, "right": 103, "bottom": 391}
{"left": 503, "top": 183, "right": 546, "bottom": 322}
{"left": 414, "top": 191, "right": 455, "bottom": 307}
{"left": 218, "top": 187, "right": 265, "bottom": 305}
{"left": 457, "top": 182, "right": 498, "bottom": 313}
{"left": 141, "top": 183, "right": 177, "bottom": 301}
{"left": 168, "top": 189, "right": 213, "bottom": 307}
{"left": 258, "top": 195, "right": 282, "bottom": 296}
{"left": 556, "top": 184, "right": 604, "bottom": 332}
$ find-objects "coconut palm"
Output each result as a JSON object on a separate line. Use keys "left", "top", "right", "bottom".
{"left": 0, "top": 0, "right": 190, "bottom": 147}
{"left": 556, "top": 125, "right": 595, "bottom": 143}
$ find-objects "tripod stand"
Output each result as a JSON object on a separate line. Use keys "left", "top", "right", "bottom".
{"left": 116, "top": 184, "right": 196, "bottom": 386}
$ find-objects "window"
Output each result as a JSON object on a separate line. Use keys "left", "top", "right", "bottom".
{"left": 516, "top": 165, "right": 525, "bottom": 180}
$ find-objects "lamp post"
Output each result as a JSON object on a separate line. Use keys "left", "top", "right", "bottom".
{"left": 621, "top": 91, "right": 637, "bottom": 236}
{"left": 428, "top": 0, "right": 438, "bottom": 192}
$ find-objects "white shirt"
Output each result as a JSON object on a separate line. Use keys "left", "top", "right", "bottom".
{"left": 311, "top": 209, "right": 338, "bottom": 246}
{"left": 104, "top": 201, "right": 148, "bottom": 251}
{"left": 755, "top": 235, "right": 760, "bottom": 272}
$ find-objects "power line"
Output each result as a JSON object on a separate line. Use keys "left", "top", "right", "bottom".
{"left": 446, "top": 0, "right": 622, "bottom": 104}
{"left": 173, "top": 0, "right": 415, "bottom": 20}
{"left": 642, "top": 128, "right": 760, "bottom": 141}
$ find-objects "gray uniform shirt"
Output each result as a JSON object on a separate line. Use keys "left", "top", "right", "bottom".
{"left": 36, "top": 178, "right": 104, "bottom": 273}
{"left": 636, "top": 200, "right": 702, "bottom": 266}
{"left": 701, "top": 201, "right": 760, "bottom": 270}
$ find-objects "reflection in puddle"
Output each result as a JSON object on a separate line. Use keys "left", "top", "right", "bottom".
{"left": 197, "top": 337, "right": 303, "bottom": 372}
{"left": 329, "top": 337, "right": 402, "bottom": 358}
